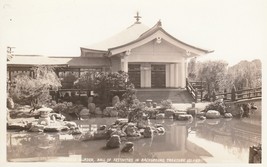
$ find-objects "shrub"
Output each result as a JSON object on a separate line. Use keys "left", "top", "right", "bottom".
{"left": 160, "top": 99, "right": 173, "bottom": 110}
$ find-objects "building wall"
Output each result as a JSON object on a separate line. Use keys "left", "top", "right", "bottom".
{"left": 128, "top": 39, "right": 184, "bottom": 63}
{"left": 110, "top": 56, "right": 121, "bottom": 72}
{"left": 127, "top": 39, "right": 186, "bottom": 88}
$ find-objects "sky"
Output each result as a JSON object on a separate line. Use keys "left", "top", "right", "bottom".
{"left": 1, "top": 0, "right": 267, "bottom": 66}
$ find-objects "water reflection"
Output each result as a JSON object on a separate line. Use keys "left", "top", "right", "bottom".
{"left": 7, "top": 115, "right": 261, "bottom": 163}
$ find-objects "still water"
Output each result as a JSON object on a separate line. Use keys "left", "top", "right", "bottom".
{"left": 7, "top": 107, "right": 261, "bottom": 163}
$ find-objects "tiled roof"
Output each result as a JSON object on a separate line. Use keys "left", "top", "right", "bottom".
{"left": 84, "top": 23, "right": 150, "bottom": 51}
{"left": 83, "top": 21, "right": 213, "bottom": 54}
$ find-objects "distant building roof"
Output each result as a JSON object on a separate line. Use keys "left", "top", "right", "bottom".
{"left": 7, "top": 55, "right": 110, "bottom": 67}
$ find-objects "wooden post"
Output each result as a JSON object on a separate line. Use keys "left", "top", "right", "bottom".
{"left": 231, "top": 85, "right": 237, "bottom": 101}
{"left": 195, "top": 89, "right": 198, "bottom": 103}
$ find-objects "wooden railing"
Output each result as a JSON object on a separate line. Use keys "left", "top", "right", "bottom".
{"left": 186, "top": 78, "right": 205, "bottom": 102}
{"left": 186, "top": 78, "right": 261, "bottom": 102}
{"left": 214, "top": 87, "right": 262, "bottom": 102}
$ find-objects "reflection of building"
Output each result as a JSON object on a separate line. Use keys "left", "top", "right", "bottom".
{"left": 7, "top": 13, "right": 212, "bottom": 90}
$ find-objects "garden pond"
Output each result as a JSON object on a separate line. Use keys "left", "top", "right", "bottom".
{"left": 7, "top": 105, "right": 261, "bottom": 163}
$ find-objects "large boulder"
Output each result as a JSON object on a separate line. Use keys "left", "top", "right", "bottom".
{"left": 206, "top": 110, "right": 221, "bottom": 119}
{"left": 164, "top": 109, "right": 175, "bottom": 119}
{"left": 121, "top": 142, "right": 134, "bottom": 152}
{"left": 143, "top": 126, "right": 153, "bottom": 138}
{"left": 106, "top": 135, "right": 121, "bottom": 148}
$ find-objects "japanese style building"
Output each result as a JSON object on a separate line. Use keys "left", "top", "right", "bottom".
{"left": 7, "top": 13, "right": 213, "bottom": 90}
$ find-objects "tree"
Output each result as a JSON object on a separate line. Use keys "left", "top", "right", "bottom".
{"left": 196, "top": 60, "right": 228, "bottom": 96}
{"left": 226, "top": 59, "right": 261, "bottom": 90}
{"left": 187, "top": 57, "right": 197, "bottom": 80}
{"left": 10, "top": 66, "right": 61, "bottom": 108}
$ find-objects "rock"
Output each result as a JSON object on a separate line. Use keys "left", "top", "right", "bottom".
{"left": 110, "top": 109, "right": 118, "bottom": 117}
{"left": 177, "top": 114, "right": 193, "bottom": 121}
{"left": 156, "top": 113, "right": 165, "bottom": 119}
{"left": 7, "top": 122, "right": 27, "bottom": 131}
{"left": 251, "top": 104, "right": 258, "bottom": 110}
{"left": 199, "top": 116, "right": 206, "bottom": 120}
{"left": 44, "top": 125, "right": 69, "bottom": 132}
{"left": 206, "top": 110, "right": 221, "bottom": 119}
{"left": 95, "top": 107, "right": 102, "bottom": 115}
{"left": 29, "top": 124, "right": 45, "bottom": 132}
{"left": 79, "top": 108, "right": 90, "bottom": 116}
{"left": 155, "top": 124, "right": 163, "bottom": 128}
{"left": 112, "top": 96, "right": 120, "bottom": 106}
{"left": 50, "top": 113, "right": 65, "bottom": 120}
{"left": 224, "top": 113, "right": 233, "bottom": 118}
{"left": 125, "top": 123, "right": 140, "bottom": 137}
{"left": 99, "top": 125, "right": 107, "bottom": 130}
{"left": 106, "top": 135, "right": 121, "bottom": 148}
{"left": 115, "top": 118, "right": 128, "bottom": 125}
{"left": 152, "top": 102, "right": 157, "bottom": 108}
{"left": 156, "top": 127, "right": 165, "bottom": 134}
{"left": 144, "top": 126, "right": 153, "bottom": 138}
{"left": 93, "top": 131, "right": 109, "bottom": 140}
{"left": 70, "top": 128, "right": 82, "bottom": 135}
{"left": 187, "top": 108, "right": 197, "bottom": 116}
{"left": 64, "top": 121, "right": 77, "bottom": 129}
{"left": 173, "top": 112, "right": 187, "bottom": 120}
{"left": 121, "top": 142, "right": 134, "bottom": 152}
{"left": 107, "top": 128, "right": 117, "bottom": 137}
{"left": 88, "top": 103, "right": 96, "bottom": 114}
{"left": 196, "top": 111, "right": 206, "bottom": 118}
{"left": 164, "top": 109, "right": 175, "bottom": 119}
{"left": 111, "top": 130, "right": 127, "bottom": 138}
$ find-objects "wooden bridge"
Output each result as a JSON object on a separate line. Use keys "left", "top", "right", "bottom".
{"left": 186, "top": 78, "right": 262, "bottom": 103}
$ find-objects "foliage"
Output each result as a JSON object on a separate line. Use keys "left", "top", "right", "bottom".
{"left": 10, "top": 66, "right": 61, "bottom": 106}
{"left": 196, "top": 60, "right": 228, "bottom": 93}
{"left": 160, "top": 99, "right": 173, "bottom": 110}
{"left": 187, "top": 57, "right": 197, "bottom": 81}
{"left": 204, "top": 100, "right": 227, "bottom": 115}
{"left": 93, "top": 71, "right": 133, "bottom": 108}
{"left": 74, "top": 71, "right": 94, "bottom": 90}
{"left": 226, "top": 59, "right": 261, "bottom": 90}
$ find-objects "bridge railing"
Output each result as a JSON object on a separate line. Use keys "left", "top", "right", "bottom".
{"left": 212, "top": 87, "right": 261, "bottom": 102}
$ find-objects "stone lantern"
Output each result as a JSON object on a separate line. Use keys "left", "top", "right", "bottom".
{"left": 37, "top": 107, "right": 53, "bottom": 126}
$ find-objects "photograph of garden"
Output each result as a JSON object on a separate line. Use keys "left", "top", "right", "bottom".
{"left": 2, "top": 0, "right": 264, "bottom": 165}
